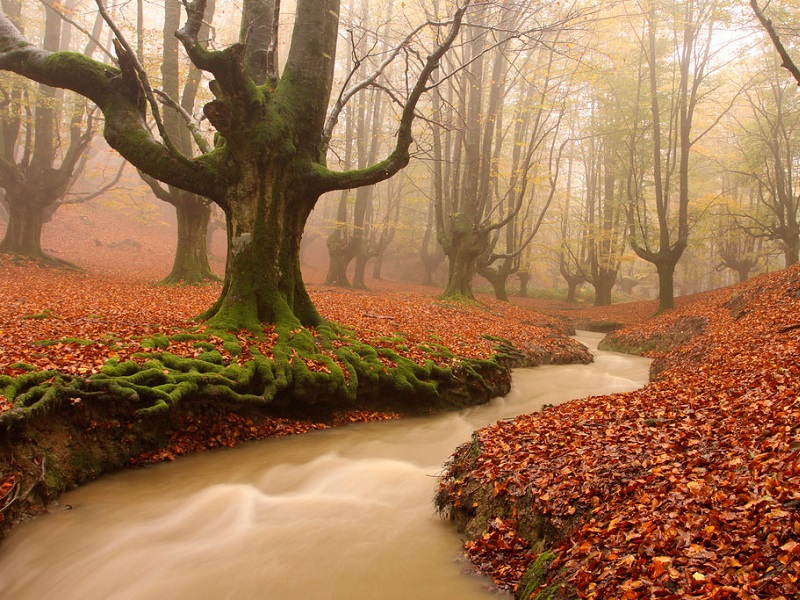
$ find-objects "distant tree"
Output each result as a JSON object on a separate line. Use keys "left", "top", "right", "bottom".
{"left": 324, "top": 0, "right": 393, "bottom": 288}
{"left": 138, "top": 0, "right": 217, "bottom": 284}
{"left": 432, "top": 3, "right": 577, "bottom": 300}
{"left": 736, "top": 15, "right": 800, "bottom": 267}
{"left": 626, "top": 0, "right": 729, "bottom": 312}
{"left": 0, "top": 0, "right": 97, "bottom": 260}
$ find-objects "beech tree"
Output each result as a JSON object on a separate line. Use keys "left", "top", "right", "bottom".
{"left": 626, "top": 0, "right": 728, "bottom": 313}
{"left": 139, "top": 0, "right": 217, "bottom": 284}
{"left": 431, "top": 3, "right": 576, "bottom": 300}
{"left": 0, "top": 0, "right": 469, "bottom": 330}
{"left": 0, "top": 0, "right": 97, "bottom": 260}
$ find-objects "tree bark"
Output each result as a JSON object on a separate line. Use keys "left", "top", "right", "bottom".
{"left": 655, "top": 256, "right": 679, "bottom": 312}
{"left": 164, "top": 196, "right": 213, "bottom": 284}
{"left": 0, "top": 190, "right": 46, "bottom": 257}
{"left": 592, "top": 270, "right": 616, "bottom": 306}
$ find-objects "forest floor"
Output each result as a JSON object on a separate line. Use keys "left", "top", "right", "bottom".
{"left": 438, "top": 265, "right": 800, "bottom": 599}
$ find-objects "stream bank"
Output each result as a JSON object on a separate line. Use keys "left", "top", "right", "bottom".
{"left": 0, "top": 333, "right": 591, "bottom": 542}
{"left": 0, "top": 332, "right": 650, "bottom": 600}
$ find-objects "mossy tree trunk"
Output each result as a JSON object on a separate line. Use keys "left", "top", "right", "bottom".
{"left": 202, "top": 161, "right": 322, "bottom": 329}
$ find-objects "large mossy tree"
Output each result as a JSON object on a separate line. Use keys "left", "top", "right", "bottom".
{"left": 0, "top": 0, "right": 468, "bottom": 331}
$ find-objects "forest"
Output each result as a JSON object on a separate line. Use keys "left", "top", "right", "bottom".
{"left": 0, "top": 0, "right": 798, "bottom": 598}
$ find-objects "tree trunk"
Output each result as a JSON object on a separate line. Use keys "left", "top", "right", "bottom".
{"left": 352, "top": 249, "right": 368, "bottom": 288}
{"left": 201, "top": 163, "right": 321, "bottom": 330}
{"left": 560, "top": 262, "right": 585, "bottom": 304}
{"left": 479, "top": 258, "right": 513, "bottom": 302}
{"left": 371, "top": 253, "right": 383, "bottom": 280}
{"left": 442, "top": 220, "right": 486, "bottom": 298}
{"left": 487, "top": 272, "right": 509, "bottom": 301}
{"left": 517, "top": 271, "right": 530, "bottom": 297}
{"left": 736, "top": 265, "right": 750, "bottom": 283}
{"left": 655, "top": 256, "right": 679, "bottom": 313}
{"left": 325, "top": 192, "right": 355, "bottom": 287}
{"left": 0, "top": 192, "right": 46, "bottom": 257}
{"left": 325, "top": 233, "right": 354, "bottom": 286}
{"left": 783, "top": 230, "right": 799, "bottom": 267}
{"left": 565, "top": 277, "right": 581, "bottom": 304}
{"left": 161, "top": 195, "right": 215, "bottom": 284}
{"left": 592, "top": 270, "right": 616, "bottom": 307}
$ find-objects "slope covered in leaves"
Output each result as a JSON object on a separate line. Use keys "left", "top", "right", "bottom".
{"left": 0, "top": 255, "right": 582, "bottom": 380}
{"left": 438, "top": 266, "right": 800, "bottom": 599}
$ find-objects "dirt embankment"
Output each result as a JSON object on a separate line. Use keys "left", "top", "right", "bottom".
{"left": 437, "top": 266, "right": 800, "bottom": 599}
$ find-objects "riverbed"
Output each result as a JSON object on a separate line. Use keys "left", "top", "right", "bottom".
{"left": 0, "top": 332, "right": 651, "bottom": 599}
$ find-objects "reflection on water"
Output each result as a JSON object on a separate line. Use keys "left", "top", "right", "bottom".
{"left": 0, "top": 332, "right": 650, "bottom": 600}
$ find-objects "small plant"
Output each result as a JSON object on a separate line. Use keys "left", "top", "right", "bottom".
{"left": 22, "top": 309, "right": 54, "bottom": 320}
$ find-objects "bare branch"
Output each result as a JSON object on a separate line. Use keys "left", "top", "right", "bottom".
{"left": 39, "top": 0, "right": 114, "bottom": 61}
{"left": 751, "top": 0, "right": 800, "bottom": 86}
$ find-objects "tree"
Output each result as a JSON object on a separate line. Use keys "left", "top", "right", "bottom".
{"left": 324, "top": 0, "right": 393, "bottom": 288}
{"left": 0, "top": 0, "right": 96, "bottom": 260}
{"left": 138, "top": 0, "right": 217, "bottom": 284}
{"left": 730, "top": 30, "right": 800, "bottom": 267}
{"left": 626, "top": 0, "right": 727, "bottom": 313}
{"left": 0, "top": 0, "right": 469, "bottom": 331}
{"left": 431, "top": 3, "right": 576, "bottom": 300}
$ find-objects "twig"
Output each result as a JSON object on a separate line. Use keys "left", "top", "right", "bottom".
{"left": 0, "top": 455, "right": 47, "bottom": 514}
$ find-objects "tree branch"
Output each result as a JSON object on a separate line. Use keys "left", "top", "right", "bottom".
{"left": 315, "top": 1, "right": 471, "bottom": 193}
{"left": 751, "top": 0, "right": 800, "bottom": 86}
{"left": 0, "top": 10, "right": 224, "bottom": 201}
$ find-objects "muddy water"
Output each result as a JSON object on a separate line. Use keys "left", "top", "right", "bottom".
{"left": 0, "top": 332, "right": 651, "bottom": 600}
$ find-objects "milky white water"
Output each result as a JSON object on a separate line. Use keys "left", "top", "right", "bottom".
{"left": 0, "top": 332, "right": 651, "bottom": 600}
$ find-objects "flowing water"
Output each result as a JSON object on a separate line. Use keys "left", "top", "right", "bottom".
{"left": 0, "top": 332, "right": 651, "bottom": 600}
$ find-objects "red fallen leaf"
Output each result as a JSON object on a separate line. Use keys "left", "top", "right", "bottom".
{"left": 652, "top": 556, "right": 671, "bottom": 578}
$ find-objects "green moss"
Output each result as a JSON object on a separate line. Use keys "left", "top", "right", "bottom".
{"left": 196, "top": 350, "right": 224, "bottom": 365}
{"left": 6, "top": 362, "right": 37, "bottom": 372}
{"left": 43, "top": 451, "right": 64, "bottom": 493}
{"left": 22, "top": 309, "right": 54, "bottom": 320}
{"left": 172, "top": 333, "right": 209, "bottom": 343}
{"left": 222, "top": 341, "right": 243, "bottom": 356}
{"left": 98, "top": 360, "right": 140, "bottom": 377}
{"left": 518, "top": 551, "right": 557, "bottom": 600}
{"left": 32, "top": 338, "right": 94, "bottom": 347}
{"left": 141, "top": 334, "right": 170, "bottom": 350}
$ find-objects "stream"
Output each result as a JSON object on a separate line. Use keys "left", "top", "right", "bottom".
{"left": 0, "top": 332, "right": 651, "bottom": 600}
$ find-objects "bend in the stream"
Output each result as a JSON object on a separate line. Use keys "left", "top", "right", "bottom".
{"left": 0, "top": 332, "right": 651, "bottom": 600}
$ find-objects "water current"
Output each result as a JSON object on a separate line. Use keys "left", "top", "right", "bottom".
{"left": 0, "top": 332, "right": 651, "bottom": 600}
